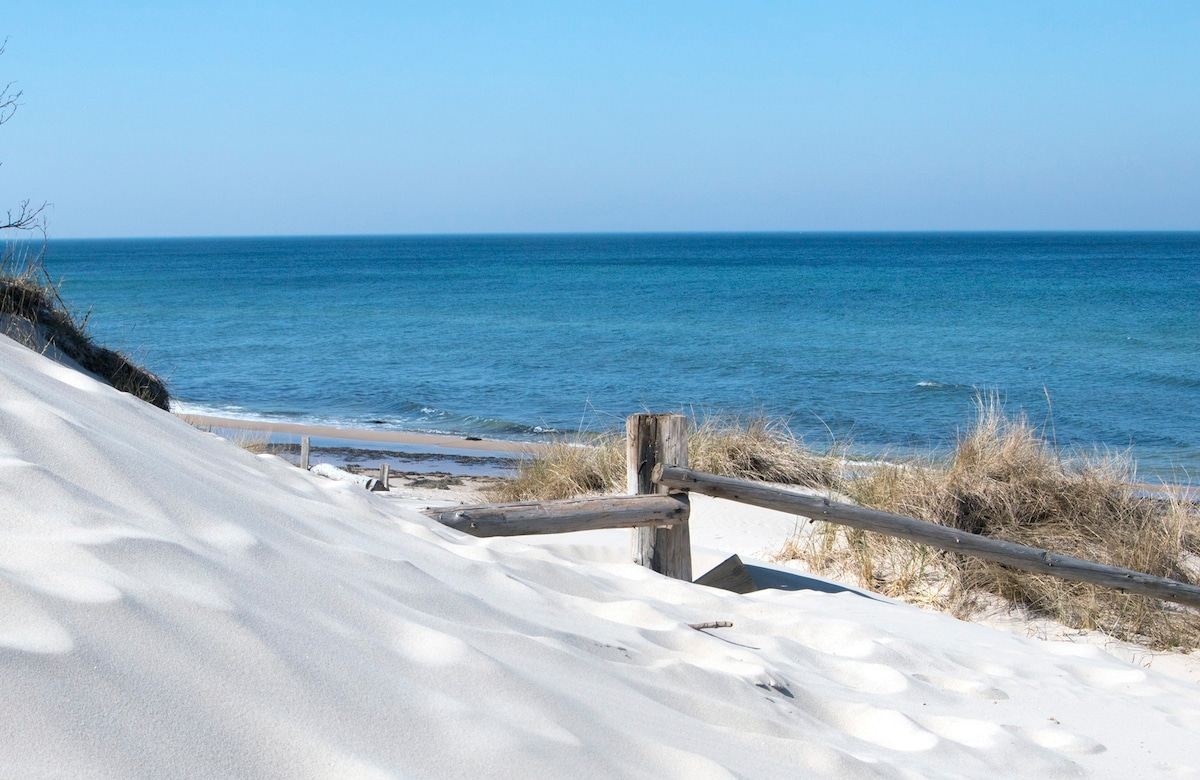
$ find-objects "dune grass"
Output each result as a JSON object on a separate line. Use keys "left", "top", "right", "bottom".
{"left": 0, "top": 255, "right": 170, "bottom": 409}
{"left": 177, "top": 415, "right": 273, "bottom": 454}
{"left": 485, "top": 435, "right": 626, "bottom": 502}
{"left": 486, "top": 415, "right": 838, "bottom": 503}
{"left": 689, "top": 415, "right": 841, "bottom": 488}
{"left": 780, "top": 397, "right": 1200, "bottom": 650}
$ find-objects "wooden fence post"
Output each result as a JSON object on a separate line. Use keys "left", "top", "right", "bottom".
{"left": 300, "top": 436, "right": 310, "bottom": 470}
{"left": 379, "top": 462, "right": 390, "bottom": 490}
{"left": 627, "top": 413, "right": 691, "bottom": 580}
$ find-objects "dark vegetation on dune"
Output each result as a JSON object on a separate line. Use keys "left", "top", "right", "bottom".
{"left": 0, "top": 261, "right": 171, "bottom": 409}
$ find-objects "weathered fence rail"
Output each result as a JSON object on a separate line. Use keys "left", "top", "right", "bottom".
{"left": 426, "top": 494, "right": 689, "bottom": 537}
{"left": 654, "top": 463, "right": 1200, "bottom": 609}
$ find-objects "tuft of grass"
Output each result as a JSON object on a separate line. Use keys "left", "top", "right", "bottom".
{"left": 689, "top": 415, "right": 840, "bottom": 489}
{"left": 486, "top": 415, "right": 838, "bottom": 503}
{"left": 486, "top": 435, "right": 625, "bottom": 502}
{"left": 0, "top": 256, "right": 170, "bottom": 409}
{"left": 227, "top": 430, "right": 271, "bottom": 455}
{"left": 177, "top": 416, "right": 277, "bottom": 456}
{"left": 780, "top": 396, "right": 1200, "bottom": 650}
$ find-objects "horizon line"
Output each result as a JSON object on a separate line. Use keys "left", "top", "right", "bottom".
{"left": 35, "top": 228, "right": 1200, "bottom": 242}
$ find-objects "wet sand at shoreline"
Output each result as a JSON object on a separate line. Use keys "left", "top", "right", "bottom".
{"left": 179, "top": 413, "right": 553, "bottom": 455}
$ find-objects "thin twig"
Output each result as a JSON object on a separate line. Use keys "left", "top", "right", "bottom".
{"left": 687, "top": 621, "right": 733, "bottom": 630}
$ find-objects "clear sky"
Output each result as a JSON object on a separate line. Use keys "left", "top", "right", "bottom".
{"left": 2, "top": 2, "right": 1199, "bottom": 238}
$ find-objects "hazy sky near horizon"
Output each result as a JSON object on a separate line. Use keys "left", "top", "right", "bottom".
{"left": 3, "top": 2, "right": 1199, "bottom": 238}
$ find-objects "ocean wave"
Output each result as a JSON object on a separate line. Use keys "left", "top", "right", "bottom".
{"left": 914, "top": 381, "right": 971, "bottom": 391}
{"left": 170, "top": 400, "right": 296, "bottom": 422}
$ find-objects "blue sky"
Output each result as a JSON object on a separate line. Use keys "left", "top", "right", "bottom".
{"left": 3, "top": 2, "right": 1199, "bottom": 237}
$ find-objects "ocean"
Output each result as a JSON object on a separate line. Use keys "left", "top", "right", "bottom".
{"left": 36, "top": 233, "right": 1200, "bottom": 480}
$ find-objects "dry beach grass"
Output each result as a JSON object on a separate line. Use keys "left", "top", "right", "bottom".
{"left": 781, "top": 398, "right": 1200, "bottom": 650}
{"left": 485, "top": 433, "right": 626, "bottom": 502}
{"left": 486, "top": 415, "right": 838, "bottom": 502}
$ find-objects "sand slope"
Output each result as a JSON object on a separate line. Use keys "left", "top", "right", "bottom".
{"left": 2, "top": 335, "right": 1198, "bottom": 779}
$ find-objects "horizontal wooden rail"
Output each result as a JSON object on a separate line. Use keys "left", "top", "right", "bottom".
{"left": 654, "top": 464, "right": 1200, "bottom": 609}
{"left": 426, "top": 494, "right": 689, "bottom": 538}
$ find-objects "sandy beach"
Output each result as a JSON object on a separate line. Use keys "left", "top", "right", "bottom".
{"left": 4, "top": 333, "right": 1200, "bottom": 777}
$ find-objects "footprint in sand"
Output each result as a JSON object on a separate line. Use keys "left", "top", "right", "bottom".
{"left": 815, "top": 700, "right": 939, "bottom": 752}
{"left": 786, "top": 618, "right": 881, "bottom": 659}
{"left": 820, "top": 658, "right": 909, "bottom": 694}
{"left": 911, "top": 672, "right": 1010, "bottom": 700}
{"left": 1006, "top": 724, "right": 1106, "bottom": 755}
{"left": 1066, "top": 664, "right": 1161, "bottom": 696}
{"left": 944, "top": 653, "right": 1017, "bottom": 679}
{"left": 918, "top": 714, "right": 1006, "bottom": 749}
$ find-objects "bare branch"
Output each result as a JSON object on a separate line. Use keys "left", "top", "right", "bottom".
{"left": 0, "top": 38, "right": 45, "bottom": 236}
{"left": 0, "top": 84, "right": 19, "bottom": 126}
{"left": 0, "top": 38, "right": 17, "bottom": 125}
{"left": 1, "top": 199, "right": 46, "bottom": 232}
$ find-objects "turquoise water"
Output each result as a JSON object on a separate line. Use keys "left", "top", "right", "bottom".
{"left": 38, "top": 233, "right": 1200, "bottom": 480}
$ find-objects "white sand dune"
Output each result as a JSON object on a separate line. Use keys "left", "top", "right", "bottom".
{"left": 2, "top": 335, "right": 1199, "bottom": 778}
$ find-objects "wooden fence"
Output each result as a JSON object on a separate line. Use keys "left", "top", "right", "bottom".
{"left": 424, "top": 413, "right": 694, "bottom": 576}
{"left": 418, "top": 414, "right": 1200, "bottom": 609}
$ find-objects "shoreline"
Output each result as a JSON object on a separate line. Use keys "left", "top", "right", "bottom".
{"left": 179, "top": 413, "right": 553, "bottom": 455}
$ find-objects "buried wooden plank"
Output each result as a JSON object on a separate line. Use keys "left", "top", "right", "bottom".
{"left": 694, "top": 554, "right": 759, "bottom": 594}
{"left": 425, "top": 494, "right": 689, "bottom": 538}
{"left": 654, "top": 463, "right": 1200, "bottom": 610}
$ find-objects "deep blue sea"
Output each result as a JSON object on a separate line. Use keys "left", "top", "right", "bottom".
{"left": 37, "top": 233, "right": 1200, "bottom": 480}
